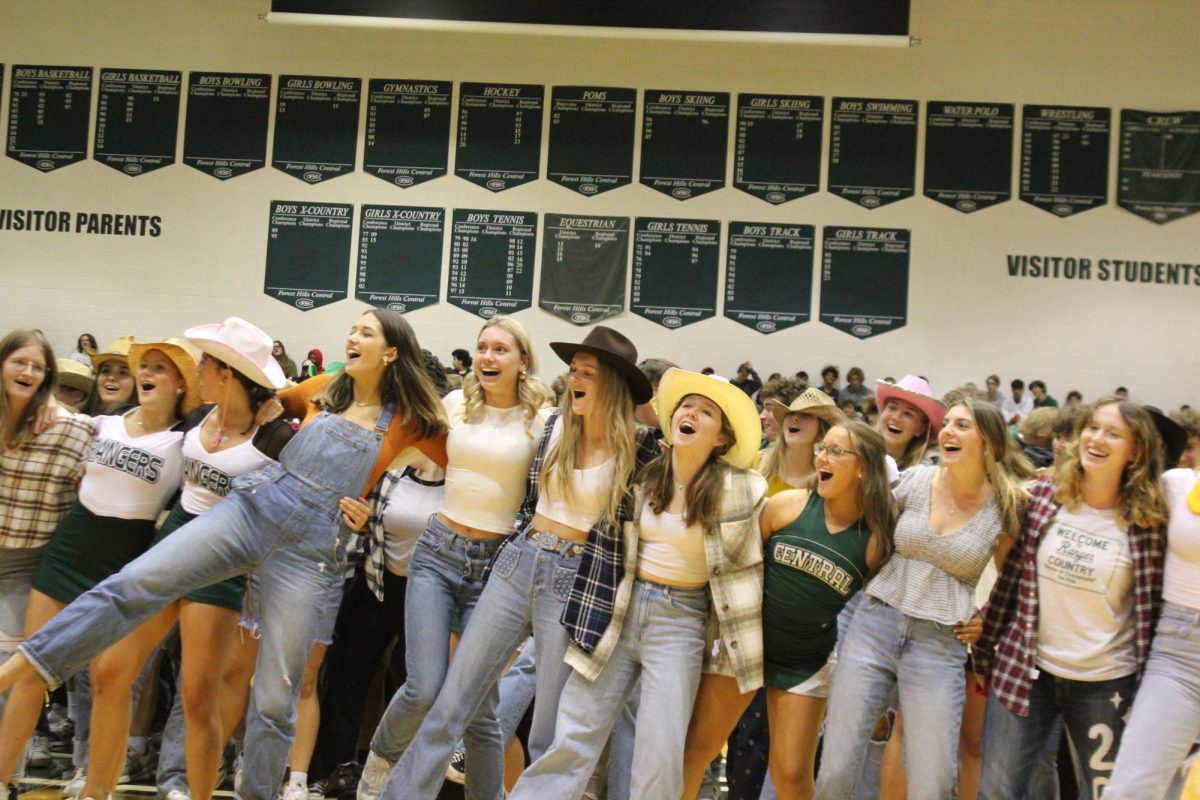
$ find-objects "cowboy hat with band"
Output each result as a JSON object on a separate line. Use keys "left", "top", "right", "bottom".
{"left": 874, "top": 375, "right": 947, "bottom": 435}
{"left": 767, "top": 387, "right": 846, "bottom": 429}
{"left": 549, "top": 325, "right": 652, "bottom": 405}
{"left": 183, "top": 317, "right": 288, "bottom": 390}
{"left": 127, "top": 338, "right": 202, "bottom": 415}
{"left": 655, "top": 368, "right": 763, "bottom": 470}
{"left": 89, "top": 335, "right": 134, "bottom": 372}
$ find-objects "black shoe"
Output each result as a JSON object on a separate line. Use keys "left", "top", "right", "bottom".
{"left": 9, "top": 783, "right": 20, "bottom": 800}
{"left": 323, "top": 761, "right": 362, "bottom": 800}
{"left": 445, "top": 749, "right": 465, "bottom": 785}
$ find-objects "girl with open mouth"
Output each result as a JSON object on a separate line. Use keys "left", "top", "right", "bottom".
{"left": 499, "top": 368, "right": 766, "bottom": 799}
{"left": 81, "top": 336, "right": 137, "bottom": 416}
{"left": 0, "top": 310, "right": 448, "bottom": 800}
{"left": 818, "top": 398, "right": 1026, "bottom": 798}
{"left": 975, "top": 398, "right": 1168, "bottom": 798}
{"left": 0, "top": 338, "right": 199, "bottom": 797}
{"left": 359, "top": 326, "right": 657, "bottom": 800}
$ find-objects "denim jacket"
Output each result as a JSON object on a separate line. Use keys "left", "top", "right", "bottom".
{"left": 565, "top": 468, "right": 769, "bottom": 693}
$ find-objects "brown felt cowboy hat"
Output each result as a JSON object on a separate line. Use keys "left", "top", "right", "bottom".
{"left": 549, "top": 326, "right": 652, "bottom": 405}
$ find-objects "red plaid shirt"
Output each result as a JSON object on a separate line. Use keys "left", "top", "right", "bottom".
{"left": 975, "top": 476, "right": 1164, "bottom": 717}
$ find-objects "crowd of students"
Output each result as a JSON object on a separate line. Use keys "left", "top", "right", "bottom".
{"left": 1, "top": 313, "right": 1198, "bottom": 800}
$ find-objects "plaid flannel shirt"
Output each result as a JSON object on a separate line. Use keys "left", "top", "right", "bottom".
{"left": 485, "top": 412, "right": 660, "bottom": 653}
{"left": 363, "top": 468, "right": 406, "bottom": 601}
{"left": 975, "top": 476, "right": 1164, "bottom": 717}
{"left": 566, "top": 468, "right": 769, "bottom": 694}
{"left": 0, "top": 410, "right": 93, "bottom": 550}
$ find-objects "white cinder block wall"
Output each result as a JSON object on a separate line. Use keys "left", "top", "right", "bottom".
{"left": 1, "top": 0, "right": 1198, "bottom": 406}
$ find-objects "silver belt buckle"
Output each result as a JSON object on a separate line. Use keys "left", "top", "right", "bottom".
{"left": 534, "top": 530, "right": 560, "bottom": 551}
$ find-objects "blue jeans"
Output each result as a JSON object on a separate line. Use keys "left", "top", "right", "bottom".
{"left": 378, "top": 529, "right": 583, "bottom": 800}
{"left": 509, "top": 579, "right": 709, "bottom": 800}
{"left": 1, "top": 547, "right": 41, "bottom": 780}
{"left": 1100, "top": 603, "right": 1200, "bottom": 799}
{"left": 816, "top": 596, "right": 967, "bottom": 800}
{"left": 978, "top": 667, "right": 1138, "bottom": 800}
{"left": 368, "top": 516, "right": 503, "bottom": 800}
{"left": 19, "top": 408, "right": 387, "bottom": 800}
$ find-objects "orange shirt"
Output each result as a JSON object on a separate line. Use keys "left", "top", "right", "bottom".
{"left": 278, "top": 374, "right": 448, "bottom": 497}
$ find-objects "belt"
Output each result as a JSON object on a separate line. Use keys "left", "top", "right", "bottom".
{"left": 528, "top": 529, "right": 587, "bottom": 558}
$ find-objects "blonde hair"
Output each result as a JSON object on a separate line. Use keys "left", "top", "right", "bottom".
{"left": 953, "top": 399, "right": 1029, "bottom": 541}
{"left": 642, "top": 394, "right": 738, "bottom": 529}
{"left": 1054, "top": 398, "right": 1169, "bottom": 530}
{"left": 460, "top": 316, "right": 545, "bottom": 436}
{"left": 541, "top": 359, "right": 638, "bottom": 524}
{"left": 759, "top": 413, "right": 831, "bottom": 487}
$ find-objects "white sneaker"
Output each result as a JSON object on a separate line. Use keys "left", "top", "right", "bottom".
{"left": 164, "top": 791, "right": 189, "bottom": 800}
{"left": 281, "top": 780, "right": 308, "bottom": 800}
{"left": 356, "top": 752, "right": 393, "bottom": 800}
{"left": 61, "top": 769, "right": 86, "bottom": 799}
{"left": 233, "top": 753, "right": 244, "bottom": 796}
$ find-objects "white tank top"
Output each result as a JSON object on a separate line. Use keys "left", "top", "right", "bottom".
{"left": 78, "top": 412, "right": 184, "bottom": 521}
{"left": 534, "top": 420, "right": 614, "bottom": 532}
{"left": 439, "top": 391, "right": 547, "bottom": 534}
{"left": 179, "top": 410, "right": 275, "bottom": 515}
{"left": 637, "top": 505, "right": 709, "bottom": 586}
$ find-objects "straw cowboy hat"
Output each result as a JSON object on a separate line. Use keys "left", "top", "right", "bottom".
{"left": 767, "top": 387, "right": 846, "bottom": 429}
{"left": 127, "top": 338, "right": 202, "bottom": 414}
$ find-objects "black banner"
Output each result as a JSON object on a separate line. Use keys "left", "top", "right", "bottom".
{"left": 828, "top": 97, "right": 917, "bottom": 209}
{"left": 6, "top": 65, "right": 92, "bottom": 172}
{"left": 364, "top": 79, "right": 452, "bottom": 188}
{"left": 539, "top": 214, "right": 629, "bottom": 325}
{"left": 356, "top": 205, "right": 445, "bottom": 313}
{"left": 271, "top": 1, "right": 911, "bottom": 36}
{"left": 924, "top": 101, "right": 1014, "bottom": 213}
{"left": 1118, "top": 110, "right": 1200, "bottom": 224}
{"left": 734, "top": 94, "right": 823, "bottom": 204}
{"left": 547, "top": 86, "right": 636, "bottom": 196}
{"left": 820, "top": 226, "right": 909, "bottom": 340}
{"left": 264, "top": 201, "right": 353, "bottom": 311}
{"left": 640, "top": 90, "right": 729, "bottom": 200}
{"left": 631, "top": 217, "right": 720, "bottom": 328}
{"left": 93, "top": 68, "right": 181, "bottom": 176}
{"left": 455, "top": 82, "right": 544, "bottom": 192}
{"left": 272, "top": 75, "right": 361, "bottom": 184}
{"left": 448, "top": 209, "right": 537, "bottom": 317}
{"left": 724, "top": 222, "right": 814, "bottom": 334}
{"left": 183, "top": 72, "right": 271, "bottom": 180}
{"left": 1020, "top": 104, "right": 1110, "bottom": 217}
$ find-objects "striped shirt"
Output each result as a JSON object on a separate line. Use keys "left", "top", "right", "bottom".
{"left": 975, "top": 476, "right": 1164, "bottom": 717}
{"left": 0, "top": 410, "right": 94, "bottom": 549}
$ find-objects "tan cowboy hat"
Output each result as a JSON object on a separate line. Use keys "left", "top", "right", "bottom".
{"left": 767, "top": 388, "right": 846, "bottom": 428}
{"left": 127, "top": 338, "right": 202, "bottom": 414}
{"left": 89, "top": 335, "right": 134, "bottom": 372}
{"left": 550, "top": 325, "right": 652, "bottom": 405}
{"left": 875, "top": 375, "right": 947, "bottom": 435}
{"left": 55, "top": 359, "right": 94, "bottom": 394}
{"left": 655, "top": 368, "right": 762, "bottom": 469}
{"left": 184, "top": 317, "right": 287, "bottom": 389}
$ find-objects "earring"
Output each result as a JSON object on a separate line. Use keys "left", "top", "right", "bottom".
{"left": 519, "top": 369, "right": 528, "bottom": 381}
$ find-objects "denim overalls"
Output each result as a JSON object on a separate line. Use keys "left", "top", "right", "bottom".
{"left": 20, "top": 405, "right": 394, "bottom": 800}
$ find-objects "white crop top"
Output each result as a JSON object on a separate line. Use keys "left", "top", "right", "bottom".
{"left": 637, "top": 506, "right": 709, "bottom": 586}
{"left": 534, "top": 416, "right": 614, "bottom": 532}
{"left": 440, "top": 391, "right": 546, "bottom": 535}
{"left": 1162, "top": 468, "right": 1200, "bottom": 610}
{"left": 78, "top": 412, "right": 184, "bottom": 521}
{"left": 179, "top": 411, "right": 275, "bottom": 516}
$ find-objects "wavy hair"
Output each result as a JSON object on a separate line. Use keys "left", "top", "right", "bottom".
{"left": 954, "top": 398, "right": 1029, "bottom": 540}
{"left": 317, "top": 310, "right": 445, "bottom": 439}
{"left": 642, "top": 394, "right": 737, "bottom": 529}
{"left": 460, "top": 316, "right": 544, "bottom": 436}
{"left": 542, "top": 358, "right": 638, "bottom": 526}
{"left": 759, "top": 413, "right": 831, "bottom": 487}
{"left": 0, "top": 329, "right": 58, "bottom": 451}
{"left": 1054, "top": 398, "right": 1168, "bottom": 530}
{"left": 838, "top": 420, "right": 896, "bottom": 577}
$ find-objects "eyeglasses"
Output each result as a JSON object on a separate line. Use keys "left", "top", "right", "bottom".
{"left": 814, "top": 441, "right": 857, "bottom": 459}
{"left": 8, "top": 359, "right": 46, "bottom": 375}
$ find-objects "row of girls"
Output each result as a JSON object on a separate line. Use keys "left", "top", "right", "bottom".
{"left": 0, "top": 313, "right": 1196, "bottom": 800}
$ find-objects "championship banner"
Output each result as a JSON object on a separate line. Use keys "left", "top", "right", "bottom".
{"left": 640, "top": 90, "right": 729, "bottom": 200}
{"left": 828, "top": 97, "right": 917, "bottom": 209}
{"left": 631, "top": 217, "right": 720, "bottom": 328}
{"left": 547, "top": 86, "right": 636, "bottom": 196}
{"left": 455, "top": 82, "right": 544, "bottom": 192}
{"left": 364, "top": 79, "right": 452, "bottom": 188}
{"left": 924, "top": 101, "right": 1014, "bottom": 213}
{"left": 448, "top": 209, "right": 537, "bottom": 317}
{"left": 184, "top": 72, "right": 271, "bottom": 180}
{"left": 724, "top": 222, "right": 814, "bottom": 334}
{"left": 820, "top": 226, "right": 909, "bottom": 339}
{"left": 539, "top": 214, "right": 629, "bottom": 325}
{"left": 1020, "top": 104, "right": 1110, "bottom": 217}
{"left": 356, "top": 205, "right": 445, "bottom": 313}
{"left": 1118, "top": 110, "right": 1200, "bottom": 224}
{"left": 734, "top": 94, "right": 823, "bottom": 205}
{"left": 6, "top": 65, "right": 93, "bottom": 172}
{"left": 272, "top": 75, "right": 361, "bottom": 184}
{"left": 264, "top": 201, "right": 353, "bottom": 311}
{"left": 94, "top": 68, "right": 180, "bottom": 176}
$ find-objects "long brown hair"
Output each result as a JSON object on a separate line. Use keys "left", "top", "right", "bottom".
{"left": 541, "top": 359, "right": 638, "bottom": 525}
{"left": 641, "top": 394, "right": 737, "bottom": 529}
{"left": 837, "top": 421, "right": 896, "bottom": 577}
{"left": 317, "top": 310, "right": 445, "bottom": 439}
{"left": 0, "top": 329, "right": 58, "bottom": 451}
{"left": 1054, "top": 397, "right": 1168, "bottom": 530}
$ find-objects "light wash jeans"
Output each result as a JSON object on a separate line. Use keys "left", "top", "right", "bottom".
{"left": 978, "top": 667, "right": 1137, "bottom": 800}
{"left": 19, "top": 408, "right": 386, "bottom": 800}
{"left": 0, "top": 547, "right": 41, "bottom": 780}
{"left": 509, "top": 579, "right": 709, "bottom": 800}
{"left": 1098, "top": 602, "right": 1200, "bottom": 799}
{"left": 377, "top": 528, "right": 583, "bottom": 800}
{"left": 368, "top": 515, "right": 503, "bottom": 800}
{"left": 816, "top": 595, "right": 967, "bottom": 800}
